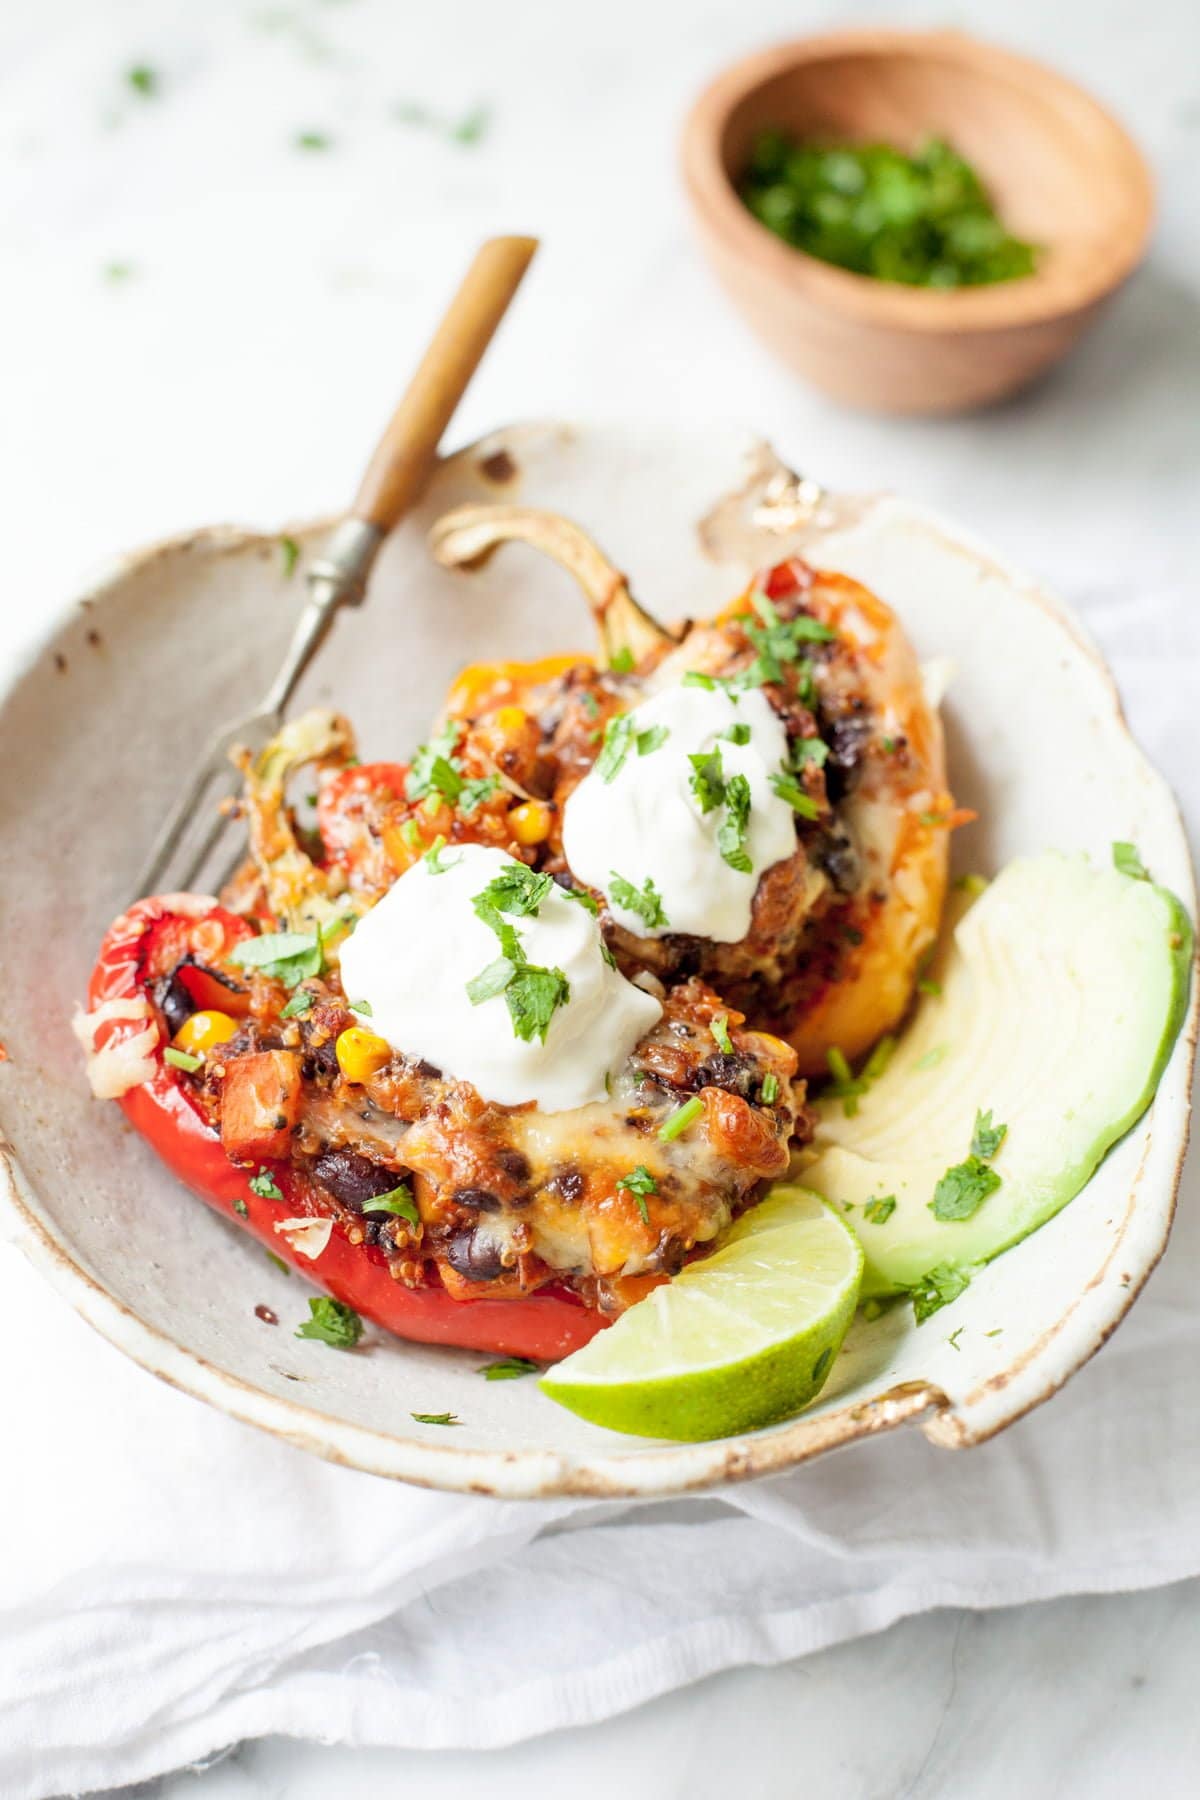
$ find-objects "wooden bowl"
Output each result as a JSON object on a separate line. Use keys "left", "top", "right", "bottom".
{"left": 681, "top": 30, "right": 1154, "bottom": 414}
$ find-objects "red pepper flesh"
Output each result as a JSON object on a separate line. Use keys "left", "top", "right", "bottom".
{"left": 86, "top": 894, "right": 606, "bottom": 1361}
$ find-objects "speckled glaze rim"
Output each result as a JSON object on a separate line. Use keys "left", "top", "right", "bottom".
{"left": 0, "top": 434, "right": 1195, "bottom": 1500}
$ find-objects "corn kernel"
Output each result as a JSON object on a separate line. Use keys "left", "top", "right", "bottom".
{"left": 335, "top": 1026, "right": 392, "bottom": 1084}
{"left": 174, "top": 1010, "right": 238, "bottom": 1054}
{"left": 494, "top": 705, "right": 528, "bottom": 735}
{"left": 508, "top": 800, "right": 552, "bottom": 846}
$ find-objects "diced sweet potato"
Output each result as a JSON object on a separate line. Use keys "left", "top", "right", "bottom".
{"left": 220, "top": 1051, "right": 302, "bottom": 1161}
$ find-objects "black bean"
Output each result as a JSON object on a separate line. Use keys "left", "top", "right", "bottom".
{"left": 154, "top": 972, "right": 194, "bottom": 1038}
{"left": 494, "top": 1147, "right": 531, "bottom": 1182}
{"left": 312, "top": 1149, "right": 404, "bottom": 1211}
{"left": 815, "top": 829, "right": 861, "bottom": 895}
{"left": 553, "top": 1168, "right": 585, "bottom": 1202}
{"left": 692, "top": 1053, "right": 756, "bottom": 1099}
{"left": 415, "top": 1059, "right": 442, "bottom": 1080}
{"left": 452, "top": 1187, "right": 502, "bottom": 1213}
{"left": 444, "top": 1229, "right": 505, "bottom": 1282}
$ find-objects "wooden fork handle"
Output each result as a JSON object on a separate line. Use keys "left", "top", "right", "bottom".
{"left": 351, "top": 235, "right": 538, "bottom": 535}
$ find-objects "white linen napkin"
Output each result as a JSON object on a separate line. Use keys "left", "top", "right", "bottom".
{"left": 1, "top": 585, "right": 1196, "bottom": 1800}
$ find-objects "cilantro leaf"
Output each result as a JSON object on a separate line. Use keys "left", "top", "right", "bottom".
{"left": 249, "top": 1169, "right": 284, "bottom": 1201}
{"left": 596, "top": 713, "right": 637, "bottom": 782}
{"left": 688, "top": 747, "right": 726, "bottom": 813}
{"left": 970, "top": 1108, "right": 1007, "bottom": 1160}
{"left": 406, "top": 722, "right": 463, "bottom": 802}
{"left": 563, "top": 886, "right": 599, "bottom": 916}
{"left": 411, "top": 1411, "right": 460, "bottom": 1426}
{"left": 279, "top": 535, "right": 301, "bottom": 579}
{"left": 617, "top": 1163, "right": 657, "bottom": 1224}
{"left": 479, "top": 1356, "right": 539, "bottom": 1380}
{"left": 362, "top": 1184, "right": 419, "bottom": 1226}
{"left": 929, "top": 1156, "right": 1001, "bottom": 1221}
{"left": 636, "top": 724, "right": 670, "bottom": 756}
{"left": 792, "top": 737, "right": 829, "bottom": 767}
{"left": 280, "top": 989, "right": 315, "bottom": 1019}
{"left": 770, "top": 769, "right": 819, "bottom": 818}
{"left": 723, "top": 722, "right": 752, "bottom": 746}
{"left": 1113, "top": 841, "right": 1150, "bottom": 882}
{"left": 862, "top": 1195, "right": 896, "bottom": 1224}
{"left": 609, "top": 646, "right": 635, "bottom": 674}
{"left": 466, "top": 956, "right": 518, "bottom": 1005}
{"left": 459, "top": 774, "right": 499, "bottom": 815}
{"left": 717, "top": 773, "right": 753, "bottom": 872}
{"left": 229, "top": 929, "right": 324, "bottom": 990}
{"left": 710, "top": 1014, "right": 733, "bottom": 1054}
{"left": 423, "top": 836, "right": 463, "bottom": 875}
{"left": 504, "top": 963, "right": 570, "bottom": 1044}
{"left": 295, "top": 1297, "right": 363, "bottom": 1348}
{"left": 609, "top": 871, "right": 668, "bottom": 929}
{"left": 911, "top": 1263, "right": 971, "bottom": 1324}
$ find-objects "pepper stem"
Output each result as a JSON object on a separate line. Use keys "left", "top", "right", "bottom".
{"left": 429, "top": 503, "right": 677, "bottom": 667}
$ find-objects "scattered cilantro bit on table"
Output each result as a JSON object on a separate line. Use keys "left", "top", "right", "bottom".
{"left": 862, "top": 1195, "right": 896, "bottom": 1225}
{"left": 970, "top": 1108, "right": 1007, "bottom": 1160}
{"left": 295, "top": 1297, "right": 363, "bottom": 1348}
{"left": 279, "top": 535, "right": 301, "bottom": 579}
{"left": 411, "top": 1411, "right": 460, "bottom": 1426}
{"left": 479, "top": 1356, "right": 539, "bottom": 1380}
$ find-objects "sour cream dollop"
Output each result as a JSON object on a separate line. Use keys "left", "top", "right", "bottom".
{"left": 562, "top": 681, "right": 797, "bottom": 943}
{"left": 338, "top": 843, "right": 662, "bottom": 1113}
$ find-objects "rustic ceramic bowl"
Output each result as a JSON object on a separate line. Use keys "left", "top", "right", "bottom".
{"left": 681, "top": 30, "right": 1154, "bottom": 414}
{"left": 0, "top": 419, "right": 1193, "bottom": 1497}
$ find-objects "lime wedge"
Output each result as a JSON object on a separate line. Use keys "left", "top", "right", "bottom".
{"left": 540, "top": 1187, "right": 863, "bottom": 1441}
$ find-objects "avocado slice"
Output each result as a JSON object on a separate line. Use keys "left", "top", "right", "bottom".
{"left": 802, "top": 852, "right": 1193, "bottom": 1298}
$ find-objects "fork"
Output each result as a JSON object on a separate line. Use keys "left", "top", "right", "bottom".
{"left": 135, "top": 234, "right": 538, "bottom": 900}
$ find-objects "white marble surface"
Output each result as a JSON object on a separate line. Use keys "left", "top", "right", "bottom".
{"left": 3, "top": 0, "right": 1199, "bottom": 1794}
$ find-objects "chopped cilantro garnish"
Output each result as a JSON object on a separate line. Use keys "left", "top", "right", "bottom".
{"left": 917, "top": 977, "right": 942, "bottom": 997}
{"left": 504, "top": 964, "right": 571, "bottom": 1043}
{"left": 636, "top": 724, "right": 669, "bottom": 756}
{"left": 596, "top": 713, "right": 637, "bottom": 783}
{"left": 475, "top": 864, "right": 555, "bottom": 922}
{"left": 862, "top": 1195, "right": 896, "bottom": 1224}
{"left": 723, "top": 722, "right": 752, "bottom": 746}
{"left": 914, "top": 1045, "right": 947, "bottom": 1071}
{"left": 563, "top": 886, "right": 599, "bottom": 916}
{"left": 265, "top": 1251, "right": 290, "bottom": 1275}
{"left": 411, "top": 1411, "right": 460, "bottom": 1426}
{"left": 617, "top": 1163, "right": 657, "bottom": 1224}
{"left": 970, "top": 1108, "right": 1007, "bottom": 1160}
{"left": 280, "top": 988, "right": 315, "bottom": 1020}
{"left": 770, "top": 769, "right": 820, "bottom": 818}
{"left": 609, "top": 871, "right": 668, "bottom": 929}
{"left": 232, "top": 1197, "right": 249, "bottom": 1218}
{"left": 658, "top": 1095, "right": 704, "bottom": 1142}
{"left": 580, "top": 691, "right": 600, "bottom": 719}
{"left": 862, "top": 1036, "right": 896, "bottom": 1085}
{"left": 953, "top": 873, "right": 988, "bottom": 896}
{"left": 682, "top": 670, "right": 716, "bottom": 690}
{"left": 363, "top": 1184, "right": 419, "bottom": 1226}
{"left": 126, "top": 64, "right": 158, "bottom": 97}
{"left": 688, "top": 746, "right": 726, "bottom": 813}
{"left": 459, "top": 774, "right": 499, "bottom": 815}
{"left": 295, "top": 1296, "right": 362, "bottom": 1348}
{"left": 741, "top": 591, "right": 834, "bottom": 689}
{"left": 717, "top": 773, "right": 753, "bottom": 873}
{"left": 760, "top": 1072, "right": 779, "bottom": 1104}
{"left": 710, "top": 1014, "right": 733, "bottom": 1054}
{"left": 479, "top": 1356, "right": 539, "bottom": 1380}
{"left": 423, "top": 836, "right": 462, "bottom": 875}
{"left": 164, "top": 1046, "right": 202, "bottom": 1072}
{"left": 466, "top": 956, "right": 517, "bottom": 1004}
{"left": 348, "top": 998, "right": 373, "bottom": 1017}
{"left": 399, "top": 818, "right": 424, "bottom": 852}
{"left": 295, "top": 130, "right": 332, "bottom": 151}
{"left": 947, "top": 1326, "right": 964, "bottom": 1352}
{"left": 929, "top": 1156, "right": 1000, "bottom": 1221}
{"left": 826, "top": 1046, "right": 853, "bottom": 1085}
{"left": 406, "top": 721, "right": 463, "bottom": 803}
{"left": 1113, "top": 841, "right": 1150, "bottom": 881}
{"left": 279, "top": 535, "right": 301, "bottom": 579}
{"left": 911, "top": 1263, "right": 971, "bottom": 1324}
{"left": 792, "top": 737, "right": 829, "bottom": 767}
{"left": 609, "top": 646, "right": 635, "bottom": 674}
{"left": 249, "top": 1169, "right": 284, "bottom": 1201}
{"left": 229, "top": 928, "right": 324, "bottom": 990}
